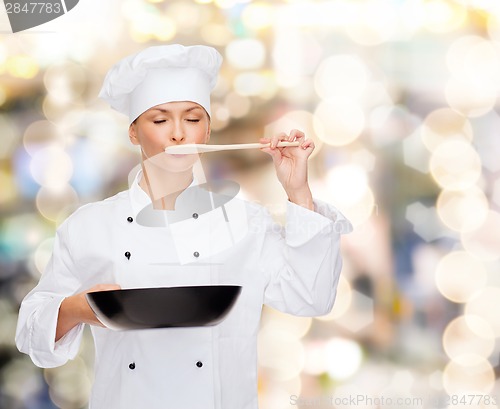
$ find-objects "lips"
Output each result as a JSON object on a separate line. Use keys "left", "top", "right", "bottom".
{"left": 165, "top": 146, "right": 190, "bottom": 157}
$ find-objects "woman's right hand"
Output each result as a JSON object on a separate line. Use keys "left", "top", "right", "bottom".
{"left": 56, "top": 283, "right": 121, "bottom": 342}
{"left": 79, "top": 284, "right": 122, "bottom": 326}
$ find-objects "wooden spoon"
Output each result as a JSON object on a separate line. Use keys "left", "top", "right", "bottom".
{"left": 165, "top": 141, "right": 300, "bottom": 154}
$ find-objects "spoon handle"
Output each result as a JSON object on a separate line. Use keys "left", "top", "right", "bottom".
{"left": 165, "top": 141, "right": 300, "bottom": 154}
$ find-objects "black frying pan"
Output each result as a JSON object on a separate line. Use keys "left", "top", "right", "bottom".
{"left": 86, "top": 285, "right": 242, "bottom": 331}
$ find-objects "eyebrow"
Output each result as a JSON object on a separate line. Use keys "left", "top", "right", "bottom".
{"left": 150, "top": 106, "right": 203, "bottom": 113}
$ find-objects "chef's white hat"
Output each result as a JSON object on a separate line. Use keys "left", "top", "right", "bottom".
{"left": 99, "top": 44, "right": 222, "bottom": 124}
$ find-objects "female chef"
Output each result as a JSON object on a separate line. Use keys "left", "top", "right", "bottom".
{"left": 16, "top": 44, "right": 352, "bottom": 409}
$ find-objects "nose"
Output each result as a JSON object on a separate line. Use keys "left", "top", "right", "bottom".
{"left": 170, "top": 134, "right": 185, "bottom": 143}
{"left": 170, "top": 122, "right": 185, "bottom": 144}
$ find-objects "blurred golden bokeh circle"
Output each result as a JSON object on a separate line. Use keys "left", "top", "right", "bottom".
{"left": 44, "top": 358, "right": 91, "bottom": 409}
{"left": 465, "top": 287, "right": 500, "bottom": 336}
{"left": 23, "top": 120, "right": 64, "bottom": 156}
{"left": 420, "top": 108, "right": 473, "bottom": 152}
{"left": 436, "top": 186, "right": 489, "bottom": 233}
{"left": 423, "top": 0, "right": 467, "bottom": 33}
{"left": 313, "top": 99, "right": 365, "bottom": 146}
{"left": 429, "top": 139, "right": 481, "bottom": 191}
{"left": 241, "top": 2, "right": 275, "bottom": 30}
{"left": 258, "top": 326, "right": 305, "bottom": 381}
{"left": 44, "top": 62, "right": 88, "bottom": 103}
{"left": 445, "top": 77, "right": 497, "bottom": 117}
{"left": 442, "top": 315, "right": 494, "bottom": 361}
{"left": 442, "top": 354, "right": 495, "bottom": 394}
{"left": 29, "top": 145, "right": 74, "bottom": 190}
{"left": 324, "top": 165, "right": 375, "bottom": 226}
{"left": 461, "top": 211, "right": 500, "bottom": 261}
{"left": 6, "top": 55, "right": 39, "bottom": 79}
{"left": 226, "top": 39, "right": 266, "bottom": 70}
{"left": 36, "top": 185, "right": 79, "bottom": 223}
{"left": 43, "top": 95, "right": 87, "bottom": 123}
{"left": 224, "top": 92, "right": 251, "bottom": 119}
{"left": 314, "top": 55, "right": 369, "bottom": 100}
{"left": 435, "top": 251, "right": 486, "bottom": 303}
{"left": 345, "top": 3, "right": 398, "bottom": 46}
{"left": 487, "top": 9, "right": 500, "bottom": 42}
{"left": 447, "top": 36, "right": 500, "bottom": 84}
{"left": 33, "top": 238, "right": 55, "bottom": 275}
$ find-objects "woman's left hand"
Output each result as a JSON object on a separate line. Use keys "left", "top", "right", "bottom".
{"left": 260, "top": 129, "right": 315, "bottom": 210}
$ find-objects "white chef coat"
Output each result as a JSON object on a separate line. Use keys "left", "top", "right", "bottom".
{"left": 15, "top": 171, "right": 352, "bottom": 409}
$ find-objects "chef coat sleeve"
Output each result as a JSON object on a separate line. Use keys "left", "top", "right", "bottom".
{"left": 15, "top": 219, "right": 85, "bottom": 368}
{"left": 261, "top": 198, "right": 352, "bottom": 316}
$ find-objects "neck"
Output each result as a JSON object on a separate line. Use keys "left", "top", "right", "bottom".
{"left": 139, "top": 164, "right": 194, "bottom": 211}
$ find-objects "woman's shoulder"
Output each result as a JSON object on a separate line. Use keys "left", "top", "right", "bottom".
{"left": 240, "top": 198, "right": 277, "bottom": 227}
{"left": 62, "top": 190, "right": 131, "bottom": 227}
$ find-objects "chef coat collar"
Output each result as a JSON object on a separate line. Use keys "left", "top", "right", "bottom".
{"left": 128, "top": 168, "right": 239, "bottom": 224}
{"left": 128, "top": 168, "right": 198, "bottom": 218}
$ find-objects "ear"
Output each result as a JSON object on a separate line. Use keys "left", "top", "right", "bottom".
{"left": 129, "top": 122, "right": 140, "bottom": 146}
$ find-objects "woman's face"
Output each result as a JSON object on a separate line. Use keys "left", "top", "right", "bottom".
{"left": 129, "top": 100, "right": 211, "bottom": 173}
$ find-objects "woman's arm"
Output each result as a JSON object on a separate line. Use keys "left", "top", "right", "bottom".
{"left": 258, "top": 129, "right": 352, "bottom": 315}
{"left": 16, "top": 218, "right": 120, "bottom": 368}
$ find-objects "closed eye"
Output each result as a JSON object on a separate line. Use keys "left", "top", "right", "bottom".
{"left": 186, "top": 119, "right": 200, "bottom": 123}
{"left": 154, "top": 120, "right": 166, "bottom": 124}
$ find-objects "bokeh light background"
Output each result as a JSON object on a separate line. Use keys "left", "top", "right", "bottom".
{"left": 1, "top": 0, "right": 500, "bottom": 408}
